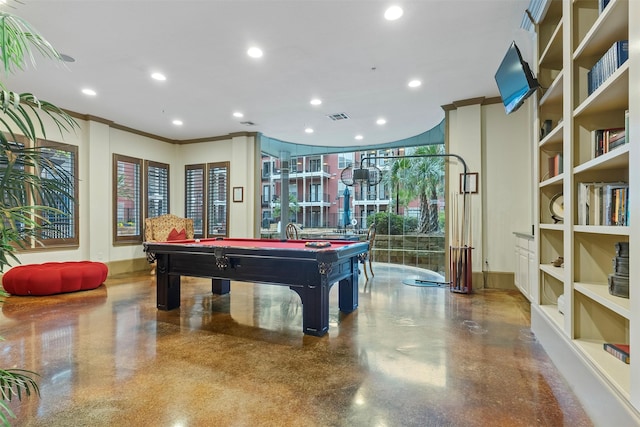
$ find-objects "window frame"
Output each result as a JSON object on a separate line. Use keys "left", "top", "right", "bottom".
{"left": 185, "top": 164, "right": 205, "bottom": 238}
{"left": 113, "top": 154, "right": 143, "bottom": 244}
{"left": 35, "top": 138, "right": 80, "bottom": 248}
{"left": 185, "top": 162, "right": 229, "bottom": 239}
{"left": 206, "top": 162, "right": 229, "bottom": 237}
{"left": 144, "top": 160, "right": 170, "bottom": 220}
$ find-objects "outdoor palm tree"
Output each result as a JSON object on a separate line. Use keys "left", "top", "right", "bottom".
{"left": 272, "top": 193, "right": 301, "bottom": 222}
{"left": 386, "top": 144, "right": 445, "bottom": 234}
{"left": 0, "top": 10, "right": 78, "bottom": 426}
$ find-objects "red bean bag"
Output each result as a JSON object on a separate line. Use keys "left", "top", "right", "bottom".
{"left": 2, "top": 261, "right": 108, "bottom": 296}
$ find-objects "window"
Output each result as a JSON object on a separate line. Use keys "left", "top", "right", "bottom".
{"left": 310, "top": 184, "right": 320, "bottom": 202}
{"left": 338, "top": 153, "right": 354, "bottom": 169}
{"left": 37, "top": 140, "right": 79, "bottom": 247}
{"left": 185, "top": 162, "right": 229, "bottom": 238}
{"left": 290, "top": 157, "right": 300, "bottom": 173}
{"left": 262, "top": 161, "right": 273, "bottom": 178}
{"left": 262, "top": 185, "right": 271, "bottom": 205}
{"left": 380, "top": 182, "right": 390, "bottom": 200}
{"left": 113, "top": 154, "right": 142, "bottom": 243}
{"left": 0, "top": 135, "right": 79, "bottom": 250}
{"left": 145, "top": 161, "right": 169, "bottom": 218}
{"left": 185, "top": 164, "right": 205, "bottom": 237}
{"left": 309, "top": 158, "right": 321, "bottom": 172}
{"left": 207, "top": 162, "right": 228, "bottom": 236}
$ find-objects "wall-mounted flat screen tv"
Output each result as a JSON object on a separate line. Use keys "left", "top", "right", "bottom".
{"left": 495, "top": 41, "right": 540, "bottom": 114}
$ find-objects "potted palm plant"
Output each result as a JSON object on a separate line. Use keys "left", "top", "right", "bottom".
{"left": 0, "top": 10, "right": 78, "bottom": 426}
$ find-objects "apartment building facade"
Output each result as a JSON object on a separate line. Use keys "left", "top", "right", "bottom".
{"left": 261, "top": 148, "right": 416, "bottom": 230}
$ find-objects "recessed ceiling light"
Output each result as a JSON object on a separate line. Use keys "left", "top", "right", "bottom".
{"left": 233, "top": 112, "right": 244, "bottom": 118}
{"left": 408, "top": 79, "right": 422, "bottom": 88}
{"left": 310, "top": 98, "right": 322, "bottom": 106}
{"left": 376, "top": 118, "right": 387, "bottom": 125}
{"left": 151, "top": 72, "right": 166, "bottom": 81}
{"left": 172, "top": 119, "right": 183, "bottom": 126}
{"left": 81, "top": 88, "right": 96, "bottom": 96}
{"left": 247, "top": 47, "right": 263, "bottom": 58}
{"left": 305, "top": 127, "right": 314, "bottom": 134}
{"left": 355, "top": 135, "right": 364, "bottom": 140}
{"left": 384, "top": 6, "right": 404, "bottom": 21}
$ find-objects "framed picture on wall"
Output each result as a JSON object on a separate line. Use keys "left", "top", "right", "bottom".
{"left": 459, "top": 172, "right": 478, "bottom": 194}
{"left": 233, "top": 187, "right": 244, "bottom": 202}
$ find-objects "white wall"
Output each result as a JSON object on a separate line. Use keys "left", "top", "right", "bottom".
{"left": 178, "top": 133, "right": 259, "bottom": 238}
{"left": 446, "top": 98, "right": 533, "bottom": 277}
{"left": 482, "top": 102, "right": 534, "bottom": 272}
{"left": 447, "top": 103, "right": 483, "bottom": 272}
{"left": 10, "top": 116, "right": 259, "bottom": 270}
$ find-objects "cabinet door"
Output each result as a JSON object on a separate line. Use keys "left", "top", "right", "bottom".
{"left": 518, "top": 250, "right": 530, "bottom": 297}
{"left": 528, "top": 250, "right": 536, "bottom": 299}
{"left": 514, "top": 246, "right": 521, "bottom": 287}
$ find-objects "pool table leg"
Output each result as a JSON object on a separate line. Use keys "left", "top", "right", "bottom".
{"left": 290, "top": 283, "right": 330, "bottom": 337}
{"left": 156, "top": 254, "right": 181, "bottom": 310}
{"left": 338, "top": 258, "right": 359, "bottom": 313}
{"left": 212, "top": 278, "right": 230, "bottom": 294}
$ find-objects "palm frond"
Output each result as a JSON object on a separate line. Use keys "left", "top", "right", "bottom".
{"left": 0, "top": 12, "right": 61, "bottom": 74}
{"left": 0, "top": 368, "right": 40, "bottom": 425}
{"left": 0, "top": 9, "right": 69, "bottom": 421}
{"left": 0, "top": 91, "right": 77, "bottom": 143}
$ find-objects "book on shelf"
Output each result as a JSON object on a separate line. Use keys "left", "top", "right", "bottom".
{"left": 625, "top": 108, "right": 629, "bottom": 143}
{"left": 547, "top": 153, "right": 563, "bottom": 178}
{"left": 587, "top": 40, "right": 629, "bottom": 95}
{"left": 603, "top": 343, "right": 630, "bottom": 364}
{"left": 592, "top": 128, "right": 626, "bottom": 157}
{"left": 577, "top": 182, "right": 628, "bottom": 226}
{"left": 599, "top": 0, "right": 610, "bottom": 13}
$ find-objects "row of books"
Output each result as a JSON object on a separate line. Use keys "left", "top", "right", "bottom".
{"left": 604, "top": 343, "right": 629, "bottom": 364}
{"left": 592, "top": 128, "right": 626, "bottom": 157}
{"left": 577, "top": 182, "right": 629, "bottom": 226}
{"left": 587, "top": 40, "right": 628, "bottom": 95}
{"left": 547, "top": 153, "right": 563, "bottom": 178}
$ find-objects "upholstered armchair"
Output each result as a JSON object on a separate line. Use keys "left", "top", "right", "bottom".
{"left": 144, "top": 214, "right": 195, "bottom": 273}
{"left": 145, "top": 214, "right": 195, "bottom": 242}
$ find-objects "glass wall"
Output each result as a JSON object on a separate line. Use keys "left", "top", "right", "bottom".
{"left": 259, "top": 145, "right": 446, "bottom": 275}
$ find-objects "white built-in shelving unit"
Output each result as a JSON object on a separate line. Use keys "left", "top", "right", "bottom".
{"left": 531, "top": 0, "right": 639, "bottom": 423}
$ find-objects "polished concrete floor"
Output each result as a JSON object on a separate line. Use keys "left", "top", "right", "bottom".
{"left": 0, "top": 263, "right": 592, "bottom": 426}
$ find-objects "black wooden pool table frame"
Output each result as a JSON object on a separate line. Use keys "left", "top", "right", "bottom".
{"left": 143, "top": 238, "right": 369, "bottom": 336}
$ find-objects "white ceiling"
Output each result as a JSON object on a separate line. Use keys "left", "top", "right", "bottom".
{"left": 3, "top": 0, "right": 533, "bottom": 148}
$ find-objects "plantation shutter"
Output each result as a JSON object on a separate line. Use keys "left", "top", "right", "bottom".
{"left": 207, "top": 162, "right": 228, "bottom": 236}
{"left": 39, "top": 144, "right": 77, "bottom": 242}
{"left": 185, "top": 164, "right": 205, "bottom": 237}
{"left": 114, "top": 154, "right": 142, "bottom": 242}
{"left": 146, "top": 161, "right": 169, "bottom": 218}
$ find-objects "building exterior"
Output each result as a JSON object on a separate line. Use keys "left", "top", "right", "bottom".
{"left": 261, "top": 149, "right": 412, "bottom": 230}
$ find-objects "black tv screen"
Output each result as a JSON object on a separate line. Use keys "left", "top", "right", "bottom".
{"left": 495, "top": 41, "right": 539, "bottom": 114}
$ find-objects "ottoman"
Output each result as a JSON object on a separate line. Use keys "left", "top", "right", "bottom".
{"left": 2, "top": 261, "right": 108, "bottom": 296}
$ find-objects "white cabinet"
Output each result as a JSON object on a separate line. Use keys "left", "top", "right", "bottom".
{"left": 514, "top": 232, "right": 534, "bottom": 301}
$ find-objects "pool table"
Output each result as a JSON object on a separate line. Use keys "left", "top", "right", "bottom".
{"left": 143, "top": 237, "right": 369, "bottom": 336}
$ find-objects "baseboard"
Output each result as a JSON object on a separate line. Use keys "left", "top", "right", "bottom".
{"left": 473, "top": 271, "right": 516, "bottom": 291}
{"left": 531, "top": 305, "right": 640, "bottom": 425}
{"left": 105, "top": 257, "right": 150, "bottom": 276}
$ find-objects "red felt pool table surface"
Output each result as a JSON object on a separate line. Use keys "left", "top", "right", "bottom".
{"left": 158, "top": 237, "right": 358, "bottom": 250}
